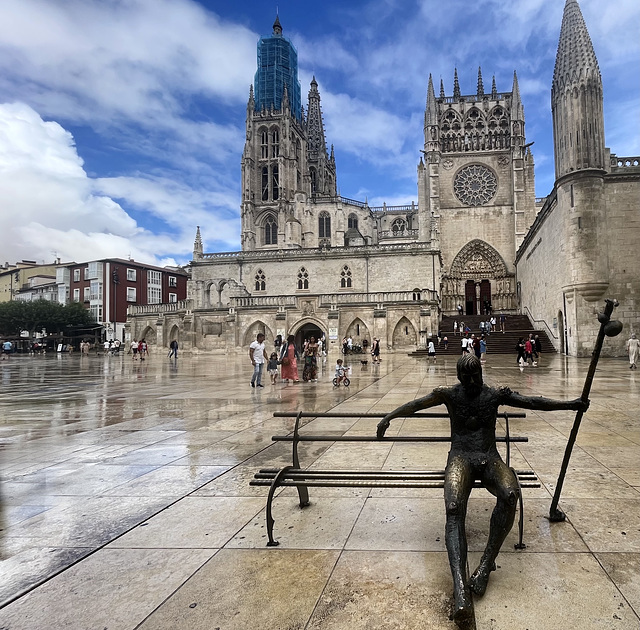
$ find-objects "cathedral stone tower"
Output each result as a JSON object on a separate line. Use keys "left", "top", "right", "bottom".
{"left": 240, "top": 17, "right": 336, "bottom": 252}
{"left": 419, "top": 67, "right": 536, "bottom": 315}
{"left": 551, "top": 0, "right": 609, "bottom": 302}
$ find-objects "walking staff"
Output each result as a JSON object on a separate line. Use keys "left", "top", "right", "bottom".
{"left": 548, "top": 299, "right": 623, "bottom": 522}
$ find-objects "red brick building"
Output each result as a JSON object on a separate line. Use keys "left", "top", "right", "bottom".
{"left": 56, "top": 258, "right": 188, "bottom": 341}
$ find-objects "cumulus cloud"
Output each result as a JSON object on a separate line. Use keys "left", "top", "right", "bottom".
{"left": 0, "top": 102, "right": 238, "bottom": 266}
{"left": 0, "top": 0, "right": 257, "bottom": 126}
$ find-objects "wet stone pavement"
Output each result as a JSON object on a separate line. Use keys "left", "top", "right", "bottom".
{"left": 0, "top": 349, "right": 638, "bottom": 629}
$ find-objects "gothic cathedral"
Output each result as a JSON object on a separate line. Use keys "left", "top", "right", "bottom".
{"left": 128, "top": 0, "right": 639, "bottom": 357}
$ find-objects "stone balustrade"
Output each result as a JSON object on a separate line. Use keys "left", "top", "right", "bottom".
{"left": 127, "top": 299, "right": 192, "bottom": 315}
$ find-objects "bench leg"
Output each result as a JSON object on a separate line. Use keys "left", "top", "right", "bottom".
{"left": 512, "top": 469, "right": 526, "bottom": 550}
{"left": 265, "top": 466, "right": 293, "bottom": 547}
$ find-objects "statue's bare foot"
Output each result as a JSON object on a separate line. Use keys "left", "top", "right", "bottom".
{"left": 469, "top": 561, "right": 496, "bottom": 595}
{"left": 451, "top": 588, "right": 473, "bottom": 627}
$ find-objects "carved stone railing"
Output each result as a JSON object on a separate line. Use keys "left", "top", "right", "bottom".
{"left": 615, "top": 156, "right": 640, "bottom": 168}
{"left": 379, "top": 229, "right": 419, "bottom": 239}
{"left": 127, "top": 299, "right": 192, "bottom": 315}
{"left": 201, "top": 241, "right": 436, "bottom": 261}
{"left": 370, "top": 202, "right": 417, "bottom": 213}
{"left": 319, "top": 290, "right": 438, "bottom": 306}
{"left": 230, "top": 295, "right": 298, "bottom": 308}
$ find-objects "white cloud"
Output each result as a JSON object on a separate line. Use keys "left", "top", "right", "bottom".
{"left": 0, "top": 0, "right": 257, "bottom": 127}
{"left": 0, "top": 102, "right": 239, "bottom": 266}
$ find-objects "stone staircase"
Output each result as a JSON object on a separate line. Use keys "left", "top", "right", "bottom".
{"left": 409, "top": 314, "right": 553, "bottom": 357}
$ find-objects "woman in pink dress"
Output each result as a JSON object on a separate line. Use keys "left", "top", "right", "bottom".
{"left": 279, "top": 334, "right": 299, "bottom": 382}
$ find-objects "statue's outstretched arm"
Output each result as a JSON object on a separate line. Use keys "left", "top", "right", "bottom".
{"left": 377, "top": 389, "right": 446, "bottom": 438}
{"left": 502, "top": 388, "right": 588, "bottom": 413}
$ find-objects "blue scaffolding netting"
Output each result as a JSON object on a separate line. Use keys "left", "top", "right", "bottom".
{"left": 254, "top": 33, "right": 302, "bottom": 121}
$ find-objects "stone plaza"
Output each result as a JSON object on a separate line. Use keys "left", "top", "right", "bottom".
{"left": 0, "top": 350, "right": 638, "bottom": 628}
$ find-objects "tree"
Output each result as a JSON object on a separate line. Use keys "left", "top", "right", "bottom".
{"left": 0, "top": 300, "right": 95, "bottom": 337}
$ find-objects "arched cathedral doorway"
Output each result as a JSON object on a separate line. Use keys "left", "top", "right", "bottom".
{"left": 442, "top": 240, "right": 516, "bottom": 315}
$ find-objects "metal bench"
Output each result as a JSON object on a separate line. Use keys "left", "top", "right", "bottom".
{"left": 250, "top": 411, "right": 538, "bottom": 548}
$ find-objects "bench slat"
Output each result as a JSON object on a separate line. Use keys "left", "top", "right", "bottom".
{"left": 272, "top": 435, "right": 528, "bottom": 443}
{"left": 250, "top": 479, "right": 541, "bottom": 489}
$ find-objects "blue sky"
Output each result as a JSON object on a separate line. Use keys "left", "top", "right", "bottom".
{"left": 0, "top": 0, "right": 637, "bottom": 268}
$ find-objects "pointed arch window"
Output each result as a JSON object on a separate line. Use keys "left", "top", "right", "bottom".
{"left": 310, "top": 167, "right": 317, "bottom": 193}
{"left": 318, "top": 211, "right": 331, "bottom": 238}
{"left": 271, "top": 128, "right": 279, "bottom": 157}
{"left": 297, "top": 267, "right": 309, "bottom": 290}
{"left": 348, "top": 213, "right": 358, "bottom": 230}
{"left": 340, "top": 265, "right": 352, "bottom": 288}
{"left": 260, "top": 129, "right": 268, "bottom": 159}
{"left": 264, "top": 214, "right": 277, "bottom": 245}
{"left": 272, "top": 165, "right": 279, "bottom": 200}
{"left": 255, "top": 269, "right": 266, "bottom": 292}
{"left": 261, "top": 167, "right": 269, "bottom": 201}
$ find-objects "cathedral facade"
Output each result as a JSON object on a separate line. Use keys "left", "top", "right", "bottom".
{"left": 127, "top": 1, "right": 639, "bottom": 357}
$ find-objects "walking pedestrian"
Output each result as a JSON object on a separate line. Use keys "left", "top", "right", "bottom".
{"left": 267, "top": 352, "right": 279, "bottom": 384}
{"left": 249, "top": 333, "right": 268, "bottom": 387}
{"left": 480, "top": 336, "right": 487, "bottom": 363}
{"left": 371, "top": 337, "right": 381, "bottom": 363}
{"left": 168, "top": 339, "right": 178, "bottom": 359}
{"left": 279, "top": 334, "right": 300, "bottom": 382}
{"left": 516, "top": 337, "right": 526, "bottom": 366}
{"left": 626, "top": 333, "right": 640, "bottom": 369}
{"left": 427, "top": 338, "right": 436, "bottom": 363}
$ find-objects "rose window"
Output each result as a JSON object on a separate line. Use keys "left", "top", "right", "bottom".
{"left": 453, "top": 165, "right": 497, "bottom": 206}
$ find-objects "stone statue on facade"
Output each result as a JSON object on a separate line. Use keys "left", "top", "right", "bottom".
{"left": 377, "top": 354, "right": 587, "bottom": 626}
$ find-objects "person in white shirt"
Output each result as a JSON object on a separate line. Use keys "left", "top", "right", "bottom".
{"left": 249, "top": 333, "right": 268, "bottom": 388}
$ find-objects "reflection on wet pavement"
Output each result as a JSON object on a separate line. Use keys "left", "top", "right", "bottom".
{"left": 0, "top": 351, "right": 638, "bottom": 628}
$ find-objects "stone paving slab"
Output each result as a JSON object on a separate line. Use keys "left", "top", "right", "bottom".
{"left": 0, "top": 351, "right": 638, "bottom": 627}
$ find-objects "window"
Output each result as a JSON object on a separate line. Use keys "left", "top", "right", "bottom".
{"left": 148, "top": 270, "right": 161, "bottom": 285}
{"left": 169, "top": 293, "right": 177, "bottom": 303}
{"left": 73, "top": 269, "right": 80, "bottom": 282}
{"left": 262, "top": 166, "right": 269, "bottom": 201}
{"left": 264, "top": 214, "right": 277, "bottom": 245}
{"left": 297, "top": 267, "right": 309, "bottom": 290}
{"left": 260, "top": 129, "right": 268, "bottom": 159}
{"left": 348, "top": 214, "right": 358, "bottom": 230}
{"left": 340, "top": 265, "right": 352, "bottom": 288}
{"left": 90, "top": 281, "right": 103, "bottom": 301}
{"left": 272, "top": 165, "right": 279, "bottom": 200}
{"left": 83, "top": 287, "right": 90, "bottom": 301}
{"left": 90, "top": 304, "right": 103, "bottom": 323}
{"left": 391, "top": 218, "right": 406, "bottom": 235}
{"left": 169, "top": 276, "right": 177, "bottom": 287}
{"left": 318, "top": 211, "right": 331, "bottom": 238}
{"left": 255, "top": 269, "right": 266, "bottom": 291}
{"left": 126, "top": 287, "right": 136, "bottom": 302}
{"left": 126, "top": 268, "right": 136, "bottom": 281}
{"left": 310, "top": 167, "right": 317, "bottom": 193}
{"left": 83, "top": 267, "right": 89, "bottom": 280}
{"left": 148, "top": 286, "right": 161, "bottom": 304}
{"left": 73, "top": 288, "right": 80, "bottom": 302}
{"left": 271, "top": 128, "right": 279, "bottom": 157}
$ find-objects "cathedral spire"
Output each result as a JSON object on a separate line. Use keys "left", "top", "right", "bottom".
{"left": 553, "top": 0, "right": 600, "bottom": 92}
{"left": 193, "top": 226, "right": 203, "bottom": 260}
{"left": 477, "top": 67, "right": 484, "bottom": 97}
{"left": 273, "top": 14, "right": 282, "bottom": 36}
{"left": 307, "top": 76, "right": 327, "bottom": 160}
{"left": 453, "top": 68, "right": 461, "bottom": 99}
{"left": 439, "top": 78, "right": 445, "bottom": 99}
{"left": 552, "top": 0, "right": 605, "bottom": 177}
{"left": 511, "top": 70, "right": 523, "bottom": 119}
{"left": 491, "top": 75, "right": 497, "bottom": 98}
{"left": 426, "top": 74, "right": 437, "bottom": 125}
